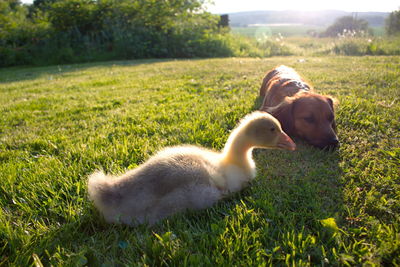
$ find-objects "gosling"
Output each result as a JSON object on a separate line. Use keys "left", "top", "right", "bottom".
{"left": 88, "top": 111, "right": 296, "bottom": 225}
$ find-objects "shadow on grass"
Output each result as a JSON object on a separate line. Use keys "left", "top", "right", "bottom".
{"left": 253, "top": 92, "right": 343, "bottom": 228}
{"left": 0, "top": 58, "right": 202, "bottom": 84}
{"left": 256, "top": 142, "right": 342, "bottom": 220}
{"left": 251, "top": 94, "right": 343, "bottom": 230}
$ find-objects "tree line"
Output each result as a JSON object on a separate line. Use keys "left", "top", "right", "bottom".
{"left": 0, "top": 0, "right": 234, "bottom": 67}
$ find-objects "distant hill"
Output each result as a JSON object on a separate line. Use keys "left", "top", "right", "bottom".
{"left": 226, "top": 10, "right": 389, "bottom": 27}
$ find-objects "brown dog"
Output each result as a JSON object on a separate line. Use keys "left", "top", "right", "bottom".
{"left": 259, "top": 65, "right": 339, "bottom": 149}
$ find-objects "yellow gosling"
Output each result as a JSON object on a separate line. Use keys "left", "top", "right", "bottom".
{"left": 88, "top": 111, "right": 296, "bottom": 225}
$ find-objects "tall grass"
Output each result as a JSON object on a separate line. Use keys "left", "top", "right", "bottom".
{"left": 231, "top": 26, "right": 400, "bottom": 57}
{"left": 280, "top": 36, "right": 400, "bottom": 56}
{"left": 329, "top": 36, "right": 400, "bottom": 55}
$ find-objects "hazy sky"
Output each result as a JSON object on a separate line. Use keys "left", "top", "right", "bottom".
{"left": 206, "top": 0, "right": 399, "bottom": 13}
{"left": 20, "top": 0, "right": 399, "bottom": 13}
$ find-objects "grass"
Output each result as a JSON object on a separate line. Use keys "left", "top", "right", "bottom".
{"left": 253, "top": 36, "right": 400, "bottom": 57}
{"left": 231, "top": 26, "right": 385, "bottom": 38}
{"left": 232, "top": 25, "right": 325, "bottom": 38}
{"left": 230, "top": 27, "right": 400, "bottom": 57}
{"left": 0, "top": 56, "right": 399, "bottom": 266}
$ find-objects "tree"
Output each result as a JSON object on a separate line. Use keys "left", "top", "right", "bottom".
{"left": 322, "top": 16, "right": 371, "bottom": 37}
{"left": 46, "top": 0, "right": 98, "bottom": 34}
{"left": 1, "top": 0, "right": 21, "bottom": 10}
{"left": 0, "top": 0, "right": 230, "bottom": 66}
{"left": 218, "top": 14, "right": 229, "bottom": 28}
{"left": 33, "top": 0, "right": 59, "bottom": 7}
{"left": 385, "top": 9, "right": 400, "bottom": 35}
{"left": 42, "top": 0, "right": 207, "bottom": 34}
{"left": 0, "top": 0, "right": 28, "bottom": 45}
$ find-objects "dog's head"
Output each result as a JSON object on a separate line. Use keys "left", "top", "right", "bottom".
{"left": 266, "top": 93, "right": 339, "bottom": 149}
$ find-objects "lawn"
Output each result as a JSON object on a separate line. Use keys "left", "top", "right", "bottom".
{"left": 0, "top": 56, "right": 399, "bottom": 266}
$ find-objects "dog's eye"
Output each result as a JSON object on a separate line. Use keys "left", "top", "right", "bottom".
{"left": 270, "top": 127, "right": 275, "bottom": 132}
{"left": 304, "top": 117, "right": 315, "bottom": 124}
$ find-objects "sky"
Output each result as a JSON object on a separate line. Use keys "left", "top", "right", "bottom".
{"left": 20, "top": 0, "right": 399, "bottom": 13}
{"left": 206, "top": 0, "right": 399, "bottom": 13}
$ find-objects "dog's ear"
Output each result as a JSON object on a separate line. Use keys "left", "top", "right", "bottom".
{"left": 264, "top": 99, "right": 295, "bottom": 135}
{"left": 260, "top": 69, "right": 279, "bottom": 97}
{"left": 326, "top": 96, "right": 337, "bottom": 132}
{"left": 326, "top": 96, "right": 338, "bottom": 109}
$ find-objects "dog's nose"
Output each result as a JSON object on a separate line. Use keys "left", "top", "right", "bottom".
{"left": 322, "top": 137, "right": 339, "bottom": 150}
{"left": 317, "top": 137, "right": 339, "bottom": 150}
{"left": 329, "top": 137, "right": 339, "bottom": 147}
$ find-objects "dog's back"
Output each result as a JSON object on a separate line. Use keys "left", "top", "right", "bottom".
{"left": 259, "top": 65, "right": 311, "bottom": 108}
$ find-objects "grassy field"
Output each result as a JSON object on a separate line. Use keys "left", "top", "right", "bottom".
{"left": 0, "top": 56, "right": 399, "bottom": 265}
{"left": 226, "top": 34, "right": 400, "bottom": 58}
{"left": 231, "top": 25, "right": 385, "bottom": 38}
{"left": 231, "top": 25, "right": 325, "bottom": 38}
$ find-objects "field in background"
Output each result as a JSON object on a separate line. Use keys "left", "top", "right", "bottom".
{"left": 231, "top": 25, "right": 325, "bottom": 38}
{"left": 371, "top": 26, "right": 386, "bottom": 36}
{"left": 230, "top": 33, "right": 400, "bottom": 57}
{"left": 231, "top": 25, "right": 385, "bottom": 38}
{"left": 1, "top": 56, "right": 399, "bottom": 265}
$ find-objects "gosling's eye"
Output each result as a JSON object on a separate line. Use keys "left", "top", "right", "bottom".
{"left": 270, "top": 127, "right": 275, "bottom": 132}
{"left": 304, "top": 117, "right": 315, "bottom": 124}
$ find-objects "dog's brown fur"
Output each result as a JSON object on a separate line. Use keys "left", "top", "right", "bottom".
{"left": 259, "top": 65, "right": 339, "bottom": 149}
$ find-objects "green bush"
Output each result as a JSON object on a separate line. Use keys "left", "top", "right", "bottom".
{"left": 321, "top": 16, "right": 372, "bottom": 37}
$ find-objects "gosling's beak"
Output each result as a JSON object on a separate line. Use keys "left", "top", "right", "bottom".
{"left": 277, "top": 132, "right": 296, "bottom": 151}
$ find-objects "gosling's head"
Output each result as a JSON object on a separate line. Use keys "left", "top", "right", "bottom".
{"left": 242, "top": 111, "right": 296, "bottom": 151}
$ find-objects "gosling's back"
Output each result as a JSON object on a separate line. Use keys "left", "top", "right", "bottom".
{"left": 88, "top": 146, "right": 223, "bottom": 225}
